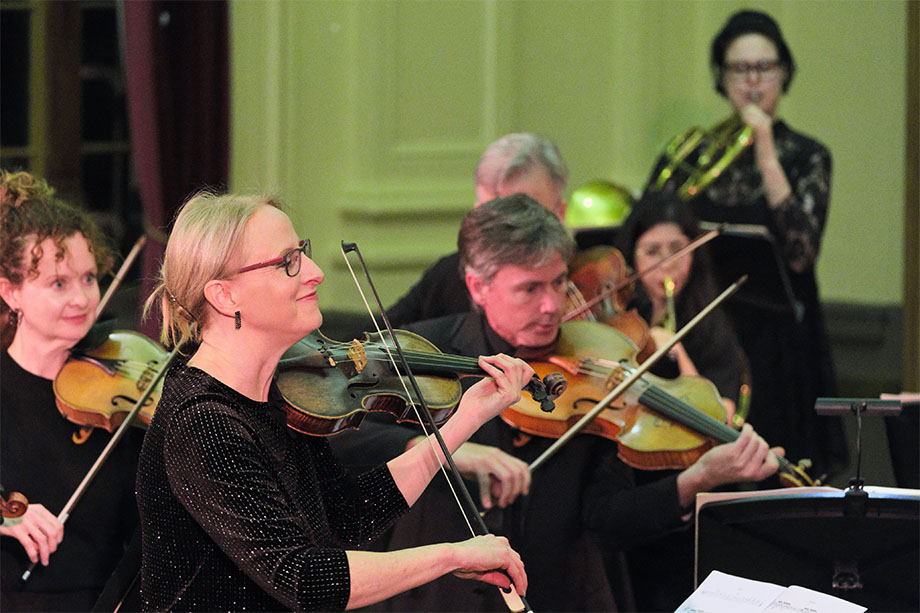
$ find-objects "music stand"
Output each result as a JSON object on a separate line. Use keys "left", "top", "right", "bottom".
{"left": 695, "top": 488, "right": 920, "bottom": 612}
{"left": 698, "top": 222, "right": 802, "bottom": 320}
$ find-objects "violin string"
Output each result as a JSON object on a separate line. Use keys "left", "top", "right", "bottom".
{"left": 577, "top": 359, "right": 620, "bottom": 380}
{"left": 642, "top": 386, "right": 734, "bottom": 441}
{"left": 636, "top": 384, "right": 799, "bottom": 479}
{"left": 319, "top": 338, "right": 484, "bottom": 371}
{"left": 315, "top": 348, "right": 476, "bottom": 375}
{"left": 626, "top": 382, "right": 800, "bottom": 479}
{"left": 585, "top": 358, "right": 736, "bottom": 442}
{"left": 340, "top": 248, "right": 476, "bottom": 538}
{"left": 362, "top": 343, "right": 483, "bottom": 369}
{"left": 563, "top": 282, "right": 597, "bottom": 322}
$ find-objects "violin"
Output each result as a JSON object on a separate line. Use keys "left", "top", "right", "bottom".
{"left": 501, "top": 320, "right": 817, "bottom": 487}
{"left": 567, "top": 246, "right": 657, "bottom": 363}
{"left": 54, "top": 329, "right": 169, "bottom": 432}
{"left": 1, "top": 485, "right": 28, "bottom": 520}
{"left": 276, "top": 329, "right": 566, "bottom": 436}
{"left": 564, "top": 227, "right": 720, "bottom": 326}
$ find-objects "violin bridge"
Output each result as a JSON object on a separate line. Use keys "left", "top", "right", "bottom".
{"left": 547, "top": 355, "right": 582, "bottom": 376}
{"left": 347, "top": 340, "right": 367, "bottom": 373}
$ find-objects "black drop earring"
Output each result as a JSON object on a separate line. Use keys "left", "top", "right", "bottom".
{"left": 234, "top": 311, "right": 241, "bottom": 329}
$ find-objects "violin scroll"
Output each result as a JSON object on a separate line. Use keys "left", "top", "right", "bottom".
{"left": 524, "top": 373, "right": 567, "bottom": 413}
{"left": 0, "top": 485, "right": 28, "bottom": 520}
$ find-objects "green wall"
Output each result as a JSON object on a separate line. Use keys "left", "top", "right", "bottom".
{"left": 230, "top": 0, "right": 908, "bottom": 312}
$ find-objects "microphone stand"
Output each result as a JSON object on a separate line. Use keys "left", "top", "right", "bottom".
{"left": 814, "top": 397, "right": 901, "bottom": 515}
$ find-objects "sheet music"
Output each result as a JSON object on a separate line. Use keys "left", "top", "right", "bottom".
{"left": 763, "top": 585, "right": 866, "bottom": 613}
{"left": 675, "top": 571, "right": 866, "bottom": 613}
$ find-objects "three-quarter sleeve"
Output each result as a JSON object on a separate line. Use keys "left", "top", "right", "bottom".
{"left": 309, "top": 434, "right": 410, "bottom": 545}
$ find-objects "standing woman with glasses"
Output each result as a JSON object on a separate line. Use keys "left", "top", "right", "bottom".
{"left": 136, "top": 191, "right": 530, "bottom": 611}
{"left": 644, "top": 10, "right": 847, "bottom": 484}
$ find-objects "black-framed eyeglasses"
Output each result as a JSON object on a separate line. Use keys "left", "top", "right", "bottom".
{"left": 723, "top": 59, "right": 782, "bottom": 81}
{"left": 236, "top": 239, "right": 311, "bottom": 277}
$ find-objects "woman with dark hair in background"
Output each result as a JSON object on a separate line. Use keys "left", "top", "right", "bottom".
{"left": 614, "top": 191, "right": 746, "bottom": 413}
{"left": 612, "top": 192, "right": 749, "bottom": 611}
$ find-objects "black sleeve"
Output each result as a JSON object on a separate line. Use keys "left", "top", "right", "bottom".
{"left": 769, "top": 144, "right": 831, "bottom": 274}
{"left": 582, "top": 446, "right": 687, "bottom": 549}
{"left": 684, "top": 306, "right": 746, "bottom": 405}
{"left": 386, "top": 253, "right": 470, "bottom": 328}
{"left": 328, "top": 413, "right": 422, "bottom": 471}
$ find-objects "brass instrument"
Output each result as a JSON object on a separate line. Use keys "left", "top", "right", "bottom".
{"left": 652, "top": 115, "right": 754, "bottom": 200}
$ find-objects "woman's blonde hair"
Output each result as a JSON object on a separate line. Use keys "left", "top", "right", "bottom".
{"left": 145, "top": 191, "right": 280, "bottom": 349}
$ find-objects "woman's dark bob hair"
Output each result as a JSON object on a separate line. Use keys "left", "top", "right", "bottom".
{"left": 711, "top": 9, "right": 796, "bottom": 96}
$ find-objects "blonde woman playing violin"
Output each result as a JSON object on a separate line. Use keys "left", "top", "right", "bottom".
{"left": 136, "top": 191, "right": 530, "bottom": 611}
{"left": 0, "top": 170, "right": 143, "bottom": 611}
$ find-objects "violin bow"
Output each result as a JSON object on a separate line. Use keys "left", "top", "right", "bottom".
{"left": 562, "top": 225, "right": 722, "bottom": 322}
{"left": 530, "top": 274, "right": 747, "bottom": 473}
{"left": 95, "top": 234, "right": 147, "bottom": 320}
{"left": 340, "top": 242, "right": 532, "bottom": 613}
{"left": 21, "top": 342, "right": 182, "bottom": 583}
{"left": 22, "top": 233, "right": 156, "bottom": 582}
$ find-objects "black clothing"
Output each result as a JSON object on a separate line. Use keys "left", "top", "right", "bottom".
{"left": 633, "top": 287, "right": 745, "bottom": 406}
{"left": 330, "top": 313, "right": 689, "bottom": 612}
{"left": 1, "top": 349, "right": 142, "bottom": 612}
{"left": 386, "top": 252, "right": 470, "bottom": 328}
{"left": 619, "top": 286, "right": 746, "bottom": 613}
{"left": 645, "top": 119, "right": 847, "bottom": 480}
{"left": 135, "top": 359, "right": 408, "bottom": 611}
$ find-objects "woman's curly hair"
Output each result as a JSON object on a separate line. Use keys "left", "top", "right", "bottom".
{"left": 1, "top": 169, "right": 115, "bottom": 346}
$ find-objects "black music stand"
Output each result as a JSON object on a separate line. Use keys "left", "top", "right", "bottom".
{"left": 698, "top": 222, "right": 802, "bottom": 320}
{"left": 695, "top": 488, "right": 920, "bottom": 612}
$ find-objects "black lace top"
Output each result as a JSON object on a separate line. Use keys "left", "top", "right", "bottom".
{"left": 645, "top": 119, "right": 848, "bottom": 479}
{"left": 648, "top": 119, "right": 831, "bottom": 276}
{"left": 136, "top": 359, "right": 408, "bottom": 611}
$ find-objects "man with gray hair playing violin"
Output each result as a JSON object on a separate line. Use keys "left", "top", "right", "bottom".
{"left": 330, "top": 193, "right": 784, "bottom": 612}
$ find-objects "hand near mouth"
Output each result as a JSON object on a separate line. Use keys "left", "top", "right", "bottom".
{"left": 739, "top": 102, "right": 772, "bottom": 142}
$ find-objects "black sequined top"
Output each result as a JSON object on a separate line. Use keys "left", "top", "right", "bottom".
{"left": 136, "top": 359, "right": 408, "bottom": 611}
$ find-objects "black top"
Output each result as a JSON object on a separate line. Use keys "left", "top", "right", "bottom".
{"left": 645, "top": 119, "right": 847, "bottom": 478}
{"left": 385, "top": 252, "right": 470, "bottom": 328}
{"left": 135, "top": 359, "right": 408, "bottom": 611}
{"left": 1, "top": 349, "right": 142, "bottom": 612}
{"left": 329, "top": 313, "right": 688, "bottom": 612}
{"left": 631, "top": 284, "right": 746, "bottom": 405}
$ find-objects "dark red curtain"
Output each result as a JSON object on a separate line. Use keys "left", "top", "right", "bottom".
{"left": 123, "top": 0, "right": 229, "bottom": 338}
